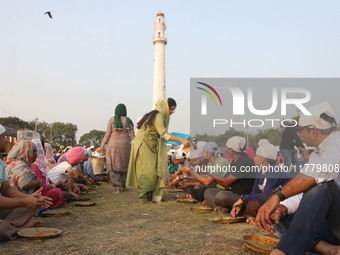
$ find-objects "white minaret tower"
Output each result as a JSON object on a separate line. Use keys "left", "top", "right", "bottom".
{"left": 152, "top": 12, "right": 167, "bottom": 107}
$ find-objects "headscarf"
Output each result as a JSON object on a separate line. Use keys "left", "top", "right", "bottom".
{"left": 62, "top": 146, "right": 72, "bottom": 153}
{"left": 245, "top": 147, "right": 255, "bottom": 160}
{"left": 258, "top": 139, "right": 270, "bottom": 147}
{"left": 186, "top": 149, "right": 203, "bottom": 159}
{"left": 66, "top": 146, "right": 85, "bottom": 165}
{"left": 256, "top": 143, "right": 278, "bottom": 161}
{"left": 31, "top": 139, "right": 48, "bottom": 176}
{"left": 57, "top": 153, "right": 68, "bottom": 164}
{"left": 5, "top": 140, "right": 36, "bottom": 192}
{"left": 44, "top": 143, "right": 54, "bottom": 157}
{"left": 44, "top": 143, "right": 56, "bottom": 171}
{"left": 299, "top": 101, "right": 336, "bottom": 129}
{"left": 226, "top": 136, "right": 246, "bottom": 152}
{"left": 113, "top": 103, "right": 134, "bottom": 130}
{"left": 203, "top": 142, "right": 221, "bottom": 157}
{"left": 6, "top": 140, "right": 34, "bottom": 166}
{"left": 167, "top": 149, "right": 176, "bottom": 156}
{"left": 155, "top": 98, "right": 171, "bottom": 180}
{"left": 155, "top": 99, "right": 170, "bottom": 130}
{"left": 171, "top": 151, "right": 186, "bottom": 161}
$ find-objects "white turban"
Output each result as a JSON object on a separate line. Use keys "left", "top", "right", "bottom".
{"left": 203, "top": 142, "right": 220, "bottom": 156}
{"left": 258, "top": 139, "right": 270, "bottom": 147}
{"left": 226, "top": 136, "right": 246, "bottom": 152}
{"left": 0, "top": 124, "right": 5, "bottom": 135}
{"left": 256, "top": 143, "right": 278, "bottom": 161}
{"left": 167, "top": 149, "right": 176, "bottom": 156}
{"left": 196, "top": 141, "right": 206, "bottom": 151}
{"left": 92, "top": 151, "right": 104, "bottom": 158}
{"left": 172, "top": 150, "right": 186, "bottom": 160}
{"left": 299, "top": 102, "right": 336, "bottom": 130}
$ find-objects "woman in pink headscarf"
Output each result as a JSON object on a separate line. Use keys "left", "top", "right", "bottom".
{"left": 31, "top": 139, "right": 65, "bottom": 209}
{"left": 47, "top": 146, "right": 86, "bottom": 200}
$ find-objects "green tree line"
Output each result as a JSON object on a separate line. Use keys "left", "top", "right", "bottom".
{"left": 0, "top": 117, "right": 104, "bottom": 149}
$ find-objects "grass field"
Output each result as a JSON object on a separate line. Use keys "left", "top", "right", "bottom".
{"left": 2, "top": 183, "right": 275, "bottom": 255}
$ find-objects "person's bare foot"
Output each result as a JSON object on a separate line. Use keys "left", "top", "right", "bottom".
{"left": 153, "top": 201, "right": 164, "bottom": 204}
{"left": 202, "top": 200, "right": 208, "bottom": 205}
{"left": 314, "top": 240, "right": 340, "bottom": 254}
{"left": 17, "top": 218, "right": 42, "bottom": 231}
{"left": 329, "top": 246, "right": 340, "bottom": 255}
{"left": 113, "top": 187, "right": 122, "bottom": 194}
{"left": 99, "top": 176, "right": 109, "bottom": 182}
{"left": 246, "top": 216, "right": 257, "bottom": 226}
{"left": 185, "top": 194, "right": 193, "bottom": 199}
{"left": 213, "top": 207, "right": 230, "bottom": 213}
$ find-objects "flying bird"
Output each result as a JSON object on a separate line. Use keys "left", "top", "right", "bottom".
{"left": 44, "top": 11, "right": 53, "bottom": 19}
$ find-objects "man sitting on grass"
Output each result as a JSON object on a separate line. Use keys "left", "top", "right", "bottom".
{"left": 203, "top": 136, "right": 255, "bottom": 212}
{"left": 256, "top": 102, "right": 340, "bottom": 255}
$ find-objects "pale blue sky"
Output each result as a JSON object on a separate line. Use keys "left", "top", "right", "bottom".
{"left": 1, "top": 1, "right": 340, "bottom": 140}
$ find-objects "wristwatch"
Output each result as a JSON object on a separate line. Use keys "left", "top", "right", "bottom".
{"left": 273, "top": 187, "right": 286, "bottom": 201}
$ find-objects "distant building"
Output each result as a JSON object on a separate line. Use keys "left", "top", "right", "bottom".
{"left": 17, "top": 129, "right": 41, "bottom": 141}
{"left": 2, "top": 124, "right": 17, "bottom": 154}
{"left": 1, "top": 126, "right": 41, "bottom": 154}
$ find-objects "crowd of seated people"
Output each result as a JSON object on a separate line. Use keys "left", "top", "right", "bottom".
{"left": 0, "top": 124, "right": 108, "bottom": 241}
{"left": 165, "top": 103, "right": 340, "bottom": 254}
{"left": 1, "top": 100, "right": 340, "bottom": 254}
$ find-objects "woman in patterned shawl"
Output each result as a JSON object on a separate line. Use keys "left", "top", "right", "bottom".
{"left": 97, "top": 103, "right": 135, "bottom": 193}
{"left": 5, "top": 140, "right": 41, "bottom": 194}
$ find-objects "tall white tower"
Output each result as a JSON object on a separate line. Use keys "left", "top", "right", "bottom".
{"left": 152, "top": 12, "right": 167, "bottom": 107}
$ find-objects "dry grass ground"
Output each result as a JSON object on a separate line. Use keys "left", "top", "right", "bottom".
{"left": 2, "top": 184, "right": 275, "bottom": 255}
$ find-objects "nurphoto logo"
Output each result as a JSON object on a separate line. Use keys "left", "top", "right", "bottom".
{"left": 191, "top": 78, "right": 339, "bottom": 134}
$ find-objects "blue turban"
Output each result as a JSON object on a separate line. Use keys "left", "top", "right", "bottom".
{"left": 203, "top": 142, "right": 220, "bottom": 157}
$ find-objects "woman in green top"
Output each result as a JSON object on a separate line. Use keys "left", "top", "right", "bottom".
{"left": 127, "top": 98, "right": 190, "bottom": 203}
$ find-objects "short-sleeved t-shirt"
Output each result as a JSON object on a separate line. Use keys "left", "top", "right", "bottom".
{"left": 47, "top": 161, "right": 72, "bottom": 184}
{"left": 0, "top": 159, "right": 7, "bottom": 189}
{"left": 302, "top": 131, "right": 340, "bottom": 185}
{"left": 207, "top": 156, "right": 229, "bottom": 189}
{"left": 229, "top": 153, "right": 256, "bottom": 195}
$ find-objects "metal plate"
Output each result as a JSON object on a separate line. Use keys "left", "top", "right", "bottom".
{"left": 75, "top": 201, "right": 96, "bottom": 206}
{"left": 210, "top": 216, "right": 245, "bottom": 224}
{"left": 176, "top": 198, "right": 198, "bottom": 204}
{"left": 17, "top": 227, "right": 62, "bottom": 240}
{"left": 41, "top": 210, "right": 71, "bottom": 217}
{"left": 242, "top": 235, "right": 280, "bottom": 254}
{"left": 190, "top": 207, "right": 214, "bottom": 213}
